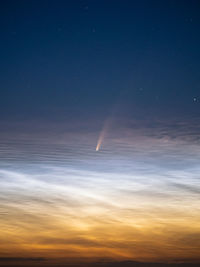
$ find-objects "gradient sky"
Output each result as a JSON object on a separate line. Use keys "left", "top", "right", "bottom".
{"left": 0, "top": 0, "right": 200, "bottom": 265}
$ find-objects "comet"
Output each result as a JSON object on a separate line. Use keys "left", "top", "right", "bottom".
{"left": 96, "top": 118, "right": 111, "bottom": 151}
{"left": 96, "top": 129, "right": 106, "bottom": 151}
{"left": 95, "top": 92, "right": 124, "bottom": 151}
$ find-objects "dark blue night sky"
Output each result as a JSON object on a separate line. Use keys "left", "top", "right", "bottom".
{"left": 1, "top": 0, "right": 200, "bottom": 122}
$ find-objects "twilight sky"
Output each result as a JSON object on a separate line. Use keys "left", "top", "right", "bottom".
{"left": 0, "top": 0, "right": 200, "bottom": 266}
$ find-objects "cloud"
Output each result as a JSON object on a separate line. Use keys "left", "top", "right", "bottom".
{"left": 169, "top": 182, "right": 200, "bottom": 195}
{"left": 0, "top": 257, "right": 46, "bottom": 262}
{"left": 0, "top": 119, "right": 200, "bottom": 262}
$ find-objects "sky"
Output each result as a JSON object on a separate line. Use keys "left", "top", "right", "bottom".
{"left": 0, "top": 0, "right": 200, "bottom": 266}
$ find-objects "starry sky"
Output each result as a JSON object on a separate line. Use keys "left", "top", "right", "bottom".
{"left": 0, "top": 0, "right": 200, "bottom": 266}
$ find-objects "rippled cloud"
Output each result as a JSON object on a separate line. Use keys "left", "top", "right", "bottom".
{"left": 0, "top": 119, "right": 200, "bottom": 263}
